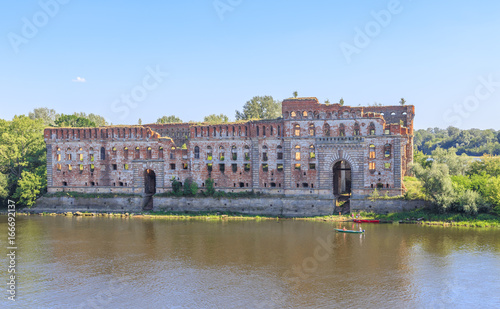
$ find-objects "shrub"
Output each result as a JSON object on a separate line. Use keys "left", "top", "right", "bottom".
{"left": 454, "top": 189, "right": 479, "bottom": 215}
{"left": 183, "top": 178, "right": 193, "bottom": 196}
{"left": 205, "top": 178, "right": 215, "bottom": 196}
{"left": 171, "top": 177, "right": 182, "bottom": 196}
{"left": 189, "top": 181, "right": 199, "bottom": 196}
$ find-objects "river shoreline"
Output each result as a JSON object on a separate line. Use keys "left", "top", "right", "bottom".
{"left": 5, "top": 209, "right": 500, "bottom": 228}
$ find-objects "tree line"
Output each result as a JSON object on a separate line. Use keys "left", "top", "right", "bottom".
{"left": 414, "top": 127, "right": 500, "bottom": 156}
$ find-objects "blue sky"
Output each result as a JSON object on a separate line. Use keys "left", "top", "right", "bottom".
{"left": 1, "top": 0, "right": 499, "bottom": 129}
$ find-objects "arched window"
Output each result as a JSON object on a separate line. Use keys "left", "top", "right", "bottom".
{"left": 309, "top": 123, "right": 315, "bottom": 136}
{"left": 354, "top": 123, "right": 360, "bottom": 136}
{"left": 207, "top": 146, "right": 213, "bottom": 160}
{"left": 159, "top": 146, "right": 164, "bottom": 159}
{"left": 384, "top": 144, "right": 392, "bottom": 158}
{"left": 256, "top": 126, "right": 260, "bottom": 136}
{"left": 277, "top": 145, "right": 283, "bottom": 160}
{"left": 100, "top": 147, "right": 105, "bottom": 160}
{"left": 135, "top": 147, "right": 140, "bottom": 159}
{"left": 309, "top": 145, "right": 315, "bottom": 159}
{"left": 194, "top": 146, "right": 200, "bottom": 159}
{"left": 262, "top": 145, "right": 268, "bottom": 161}
{"left": 339, "top": 124, "right": 345, "bottom": 137}
{"left": 219, "top": 146, "right": 225, "bottom": 161}
{"left": 303, "top": 111, "right": 308, "bottom": 117}
{"left": 277, "top": 125, "right": 281, "bottom": 136}
{"left": 369, "top": 122, "right": 376, "bottom": 135}
{"left": 295, "top": 145, "right": 301, "bottom": 161}
{"left": 270, "top": 126, "right": 274, "bottom": 136}
{"left": 324, "top": 123, "right": 331, "bottom": 136}
{"left": 147, "top": 147, "right": 152, "bottom": 159}
{"left": 170, "top": 146, "right": 176, "bottom": 159}
{"left": 291, "top": 111, "right": 296, "bottom": 118}
{"left": 231, "top": 145, "right": 237, "bottom": 160}
{"left": 294, "top": 124, "right": 300, "bottom": 136}
{"left": 244, "top": 145, "right": 250, "bottom": 161}
{"left": 263, "top": 126, "right": 266, "bottom": 136}
{"left": 369, "top": 144, "right": 376, "bottom": 159}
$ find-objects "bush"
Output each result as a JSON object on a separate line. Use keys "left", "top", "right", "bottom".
{"left": 13, "top": 171, "right": 44, "bottom": 208}
{"left": 189, "top": 181, "right": 199, "bottom": 196}
{"left": 205, "top": 178, "right": 215, "bottom": 196}
{"left": 170, "top": 177, "right": 182, "bottom": 196}
{"left": 453, "top": 189, "right": 479, "bottom": 215}
{"left": 183, "top": 178, "right": 193, "bottom": 196}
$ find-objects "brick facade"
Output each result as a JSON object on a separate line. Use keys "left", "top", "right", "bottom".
{"left": 44, "top": 98, "right": 415, "bottom": 198}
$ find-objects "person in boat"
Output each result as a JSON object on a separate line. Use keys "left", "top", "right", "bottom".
{"left": 343, "top": 227, "right": 347, "bottom": 231}
{"left": 359, "top": 227, "right": 363, "bottom": 232}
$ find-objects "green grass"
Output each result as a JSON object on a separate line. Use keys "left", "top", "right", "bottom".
{"left": 139, "top": 210, "right": 279, "bottom": 221}
{"left": 358, "top": 209, "right": 500, "bottom": 228}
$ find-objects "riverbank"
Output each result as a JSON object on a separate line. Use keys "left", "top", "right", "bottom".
{"left": 8, "top": 208, "right": 500, "bottom": 228}
{"left": 359, "top": 209, "right": 500, "bottom": 228}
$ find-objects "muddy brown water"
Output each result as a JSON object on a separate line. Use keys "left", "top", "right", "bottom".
{"left": 1, "top": 215, "right": 499, "bottom": 308}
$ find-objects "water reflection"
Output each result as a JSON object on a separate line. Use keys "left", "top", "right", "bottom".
{"left": 0, "top": 216, "right": 499, "bottom": 308}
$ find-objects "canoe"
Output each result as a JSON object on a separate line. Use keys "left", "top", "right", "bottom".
{"left": 334, "top": 228, "right": 365, "bottom": 234}
{"left": 353, "top": 219, "right": 380, "bottom": 223}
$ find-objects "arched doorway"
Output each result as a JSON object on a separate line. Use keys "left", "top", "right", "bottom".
{"left": 333, "top": 160, "right": 351, "bottom": 197}
{"left": 144, "top": 169, "right": 156, "bottom": 194}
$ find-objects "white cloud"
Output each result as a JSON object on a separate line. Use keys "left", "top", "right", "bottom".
{"left": 72, "top": 77, "right": 86, "bottom": 83}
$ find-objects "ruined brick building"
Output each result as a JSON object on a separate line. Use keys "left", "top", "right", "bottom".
{"left": 44, "top": 98, "right": 415, "bottom": 201}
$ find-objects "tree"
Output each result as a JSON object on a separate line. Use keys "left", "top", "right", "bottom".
{"left": 339, "top": 98, "right": 345, "bottom": 106}
{"left": 431, "top": 148, "right": 472, "bottom": 176}
{"left": 0, "top": 116, "right": 46, "bottom": 181}
{"left": 324, "top": 99, "right": 330, "bottom": 104}
{"left": 29, "top": 108, "right": 59, "bottom": 126}
{"left": 412, "top": 161, "right": 455, "bottom": 212}
{"left": 138, "top": 118, "right": 142, "bottom": 125}
{"left": 204, "top": 114, "right": 229, "bottom": 124}
{"left": 0, "top": 116, "right": 46, "bottom": 206}
{"left": 399, "top": 98, "right": 406, "bottom": 106}
{"left": 13, "top": 170, "right": 44, "bottom": 208}
{"left": 73, "top": 112, "right": 108, "bottom": 127}
{"left": 293, "top": 91, "right": 298, "bottom": 98}
{"left": 156, "top": 115, "right": 182, "bottom": 124}
{"left": 54, "top": 114, "right": 96, "bottom": 127}
{"left": 235, "top": 96, "right": 282, "bottom": 120}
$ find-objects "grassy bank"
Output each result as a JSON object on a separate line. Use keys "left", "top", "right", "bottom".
{"left": 358, "top": 209, "right": 500, "bottom": 228}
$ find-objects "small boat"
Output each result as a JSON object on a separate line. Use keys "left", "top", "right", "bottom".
{"left": 353, "top": 219, "right": 380, "bottom": 223}
{"left": 334, "top": 228, "right": 365, "bottom": 234}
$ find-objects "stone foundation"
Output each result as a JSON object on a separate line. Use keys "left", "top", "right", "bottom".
{"left": 350, "top": 198, "right": 428, "bottom": 214}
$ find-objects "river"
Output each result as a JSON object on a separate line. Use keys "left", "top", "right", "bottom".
{"left": 1, "top": 215, "right": 499, "bottom": 308}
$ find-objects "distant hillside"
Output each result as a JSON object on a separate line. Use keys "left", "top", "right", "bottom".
{"left": 414, "top": 127, "right": 500, "bottom": 156}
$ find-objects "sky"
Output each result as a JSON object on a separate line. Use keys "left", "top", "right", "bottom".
{"left": 1, "top": 0, "right": 499, "bottom": 130}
